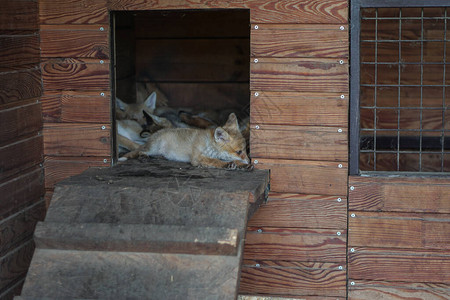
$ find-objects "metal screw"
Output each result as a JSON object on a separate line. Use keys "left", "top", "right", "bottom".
{"left": 340, "top": 26, "right": 345, "bottom": 30}
{"left": 103, "top": 159, "right": 108, "bottom": 163}
{"left": 351, "top": 213, "right": 356, "bottom": 218}
{"left": 340, "top": 94, "right": 345, "bottom": 99}
{"left": 338, "top": 164, "right": 343, "bottom": 168}
{"left": 100, "top": 92, "right": 105, "bottom": 97}
{"left": 254, "top": 58, "right": 259, "bottom": 63}
{"left": 350, "top": 248, "right": 355, "bottom": 252}
{"left": 101, "top": 125, "right": 106, "bottom": 130}
{"left": 255, "top": 125, "right": 260, "bottom": 130}
{"left": 337, "top": 231, "right": 341, "bottom": 236}
{"left": 100, "top": 60, "right": 104, "bottom": 64}
{"left": 338, "top": 266, "right": 343, "bottom": 270}
{"left": 257, "top": 228, "right": 262, "bottom": 233}
{"left": 254, "top": 160, "right": 259, "bottom": 164}
{"left": 100, "top": 27, "right": 105, "bottom": 31}
{"left": 350, "top": 281, "right": 355, "bottom": 286}
{"left": 254, "top": 25, "right": 259, "bottom": 30}
{"left": 254, "top": 92, "right": 259, "bottom": 97}
{"left": 339, "top": 60, "right": 344, "bottom": 64}
{"left": 338, "top": 128, "right": 343, "bottom": 133}
{"left": 255, "top": 263, "right": 261, "bottom": 267}
{"left": 337, "top": 198, "right": 342, "bottom": 202}
{"left": 350, "top": 186, "right": 355, "bottom": 191}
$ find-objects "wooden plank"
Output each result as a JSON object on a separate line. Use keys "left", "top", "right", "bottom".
{"left": 244, "top": 227, "right": 346, "bottom": 263}
{"left": 251, "top": 57, "right": 348, "bottom": 93}
{"left": 0, "top": 102, "right": 42, "bottom": 144}
{"left": 41, "top": 91, "right": 110, "bottom": 123}
{"left": 0, "top": 34, "right": 40, "bottom": 69}
{"left": 240, "top": 260, "right": 346, "bottom": 297}
{"left": 0, "top": 278, "right": 25, "bottom": 300}
{"left": 135, "top": 39, "right": 249, "bottom": 82}
{"left": 250, "top": 124, "right": 347, "bottom": 162}
{"left": 349, "top": 280, "right": 450, "bottom": 300}
{"left": 250, "top": 91, "right": 348, "bottom": 127}
{"left": 21, "top": 248, "right": 240, "bottom": 299}
{"left": 0, "top": 136, "right": 43, "bottom": 182}
{"left": 39, "top": 0, "right": 108, "bottom": 25}
{"left": 108, "top": 0, "right": 348, "bottom": 24}
{"left": 0, "top": 0, "right": 38, "bottom": 30}
{"left": 349, "top": 212, "right": 450, "bottom": 250}
{"left": 255, "top": 159, "right": 348, "bottom": 195}
{"left": 251, "top": 24, "right": 348, "bottom": 58}
{"left": 43, "top": 123, "right": 111, "bottom": 157}
{"left": 0, "top": 68, "right": 42, "bottom": 105}
{"left": 0, "top": 240, "right": 35, "bottom": 292}
{"left": 35, "top": 222, "right": 239, "bottom": 255}
{"left": 40, "top": 26, "right": 109, "bottom": 59}
{"left": 41, "top": 59, "right": 110, "bottom": 91}
{"left": 348, "top": 176, "right": 450, "bottom": 213}
{"left": 0, "top": 200, "right": 46, "bottom": 257}
{"left": 44, "top": 156, "right": 108, "bottom": 189}
{"left": 349, "top": 247, "right": 450, "bottom": 284}
{"left": 0, "top": 166, "right": 44, "bottom": 219}
{"left": 248, "top": 193, "right": 347, "bottom": 230}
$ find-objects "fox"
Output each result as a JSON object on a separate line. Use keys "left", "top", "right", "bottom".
{"left": 118, "top": 113, "right": 252, "bottom": 170}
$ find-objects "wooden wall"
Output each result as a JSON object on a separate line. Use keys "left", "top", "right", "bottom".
{"left": 38, "top": 1, "right": 349, "bottom": 298}
{"left": 0, "top": 0, "right": 45, "bottom": 298}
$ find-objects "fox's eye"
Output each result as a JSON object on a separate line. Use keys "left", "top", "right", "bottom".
{"left": 237, "top": 150, "right": 242, "bottom": 155}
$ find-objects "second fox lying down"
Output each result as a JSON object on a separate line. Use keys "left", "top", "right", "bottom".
{"left": 119, "top": 112, "right": 252, "bottom": 170}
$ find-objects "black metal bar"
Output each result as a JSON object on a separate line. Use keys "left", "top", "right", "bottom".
{"left": 357, "top": 0, "right": 449, "bottom": 8}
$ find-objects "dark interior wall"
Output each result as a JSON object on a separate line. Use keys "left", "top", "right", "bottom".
{"left": 0, "top": 0, "right": 46, "bottom": 298}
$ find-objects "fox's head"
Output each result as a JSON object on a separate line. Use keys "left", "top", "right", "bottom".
{"left": 214, "top": 113, "right": 250, "bottom": 164}
{"left": 116, "top": 92, "right": 157, "bottom": 125}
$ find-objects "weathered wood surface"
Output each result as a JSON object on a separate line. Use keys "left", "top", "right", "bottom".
{"left": 35, "top": 222, "right": 239, "bottom": 255}
{"left": 251, "top": 24, "right": 348, "bottom": 58}
{"left": 240, "top": 260, "right": 346, "bottom": 297}
{"left": 244, "top": 227, "right": 346, "bottom": 263}
{"left": 0, "top": 34, "right": 39, "bottom": 69}
{"left": 0, "top": 240, "right": 35, "bottom": 293}
{"left": 43, "top": 123, "right": 110, "bottom": 157}
{"left": 0, "top": 102, "right": 42, "bottom": 144}
{"left": 349, "top": 212, "right": 450, "bottom": 250}
{"left": 0, "top": 68, "right": 42, "bottom": 105}
{"left": 349, "top": 280, "right": 450, "bottom": 300}
{"left": 349, "top": 176, "right": 450, "bottom": 213}
{"left": 41, "top": 91, "right": 110, "bottom": 123}
{"left": 40, "top": 26, "right": 109, "bottom": 59}
{"left": 255, "top": 159, "right": 348, "bottom": 195}
{"left": 0, "top": 0, "right": 38, "bottom": 30}
{"left": 250, "top": 124, "right": 347, "bottom": 162}
{"left": 250, "top": 91, "right": 348, "bottom": 127}
{"left": 248, "top": 193, "right": 347, "bottom": 229}
{"left": 250, "top": 58, "right": 348, "bottom": 93}
{"left": 21, "top": 248, "right": 241, "bottom": 299}
{"left": 349, "top": 247, "right": 450, "bottom": 284}
{"left": 40, "top": 0, "right": 347, "bottom": 24}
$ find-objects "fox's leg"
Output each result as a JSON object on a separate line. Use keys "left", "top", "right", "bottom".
{"left": 192, "top": 156, "right": 236, "bottom": 169}
{"left": 233, "top": 160, "right": 254, "bottom": 171}
{"left": 117, "top": 135, "right": 141, "bottom": 152}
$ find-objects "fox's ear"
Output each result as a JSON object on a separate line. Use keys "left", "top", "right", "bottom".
{"left": 142, "top": 110, "right": 154, "bottom": 125}
{"left": 144, "top": 91, "right": 157, "bottom": 111}
{"left": 223, "top": 113, "right": 239, "bottom": 130}
{"left": 214, "top": 127, "right": 230, "bottom": 143}
{"left": 116, "top": 97, "right": 128, "bottom": 111}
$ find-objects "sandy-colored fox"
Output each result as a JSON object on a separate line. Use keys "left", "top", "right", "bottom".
{"left": 119, "top": 113, "right": 252, "bottom": 170}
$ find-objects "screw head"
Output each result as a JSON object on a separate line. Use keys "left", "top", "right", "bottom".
{"left": 254, "top": 25, "right": 259, "bottom": 30}
{"left": 100, "top": 92, "right": 105, "bottom": 97}
{"left": 337, "top": 198, "right": 342, "bottom": 202}
{"left": 338, "top": 128, "right": 343, "bottom": 133}
{"left": 340, "top": 94, "right": 345, "bottom": 99}
{"left": 255, "top": 125, "right": 260, "bottom": 130}
{"left": 338, "top": 164, "right": 343, "bottom": 168}
{"left": 257, "top": 228, "right": 262, "bottom": 233}
{"left": 351, "top": 213, "right": 356, "bottom": 218}
{"left": 338, "top": 266, "right": 343, "bottom": 270}
{"left": 255, "top": 263, "right": 261, "bottom": 267}
{"left": 340, "top": 26, "right": 345, "bottom": 30}
{"left": 254, "top": 160, "right": 259, "bottom": 164}
{"left": 254, "top": 92, "right": 259, "bottom": 97}
{"left": 100, "top": 60, "right": 104, "bottom": 64}
{"left": 339, "top": 60, "right": 344, "bottom": 64}
{"left": 101, "top": 125, "right": 106, "bottom": 130}
{"left": 350, "top": 281, "right": 355, "bottom": 286}
{"left": 103, "top": 159, "right": 108, "bottom": 163}
{"left": 100, "top": 27, "right": 105, "bottom": 31}
{"left": 350, "top": 186, "right": 355, "bottom": 191}
{"left": 337, "top": 231, "right": 341, "bottom": 236}
{"left": 350, "top": 248, "right": 355, "bottom": 252}
{"left": 254, "top": 58, "right": 259, "bottom": 63}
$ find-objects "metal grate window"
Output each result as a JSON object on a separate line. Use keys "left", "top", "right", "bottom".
{"left": 350, "top": 1, "right": 450, "bottom": 174}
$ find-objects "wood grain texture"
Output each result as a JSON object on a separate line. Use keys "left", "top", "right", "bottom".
{"left": 39, "top": 0, "right": 108, "bottom": 24}
{"left": 0, "top": 200, "right": 46, "bottom": 257}
{"left": 108, "top": 0, "right": 347, "bottom": 24}
{"left": 0, "top": 0, "right": 38, "bottom": 30}
{"left": 0, "top": 34, "right": 40, "bottom": 69}
{"left": 248, "top": 193, "right": 347, "bottom": 229}
{"left": 255, "top": 159, "right": 348, "bottom": 195}
{"left": 0, "top": 136, "right": 43, "bottom": 182}
{"left": 251, "top": 24, "right": 348, "bottom": 58}
{"left": 43, "top": 123, "right": 110, "bottom": 157}
{"left": 349, "top": 247, "right": 450, "bottom": 284}
{"left": 349, "top": 212, "right": 450, "bottom": 250}
{"left": 348, "top": 176, "right": 450, "bottom": 213}
{"left": 44, "top": 156, "right": 108, "bottom": 189}
{"left": 0, "top": 67, "right": 42, "bottom": 105}
{"left": 40, "top": 27, "right": 109, "bottom": 59}
{"left": 41, "top": 59, "right": 110, "bottom": 91}
{"left": 250, "top": 58, "right": 348, "bottom": 93}
{"left": 250, "top": 124, "right": 347, "bottom": 162}
{"left": 349, "top": 280, "right": 450, "bottom": 300}
{"left": 244, "top": 227, "right": 346, "bottom": 263}
{"left": 240, "top": 260, "right": 346, "bottom": 297}
{"left": 250, "top": 91, "right": 348, "bottom": 127}
{"left": 0, "top": 240, "right": 35, "bottom": 292}
{"left": 0, "top": 166, "right": 44, "bottom": 219}
{"left": 41, "top": 91, "right": 110, "bottom": 123}
{"left": 0, "top": 102, "right": 42, "bottom": 144}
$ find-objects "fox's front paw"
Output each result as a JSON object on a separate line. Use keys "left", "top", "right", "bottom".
{"left": 244, "top": 163, "right": 254, "bottom": 171}
{"left": 225, "top": 162, "right": 237, "bottom": 170}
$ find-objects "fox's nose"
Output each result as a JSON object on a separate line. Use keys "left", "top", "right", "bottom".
{"left": 241, "top": 153, "right": 250, "bottom": 164}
